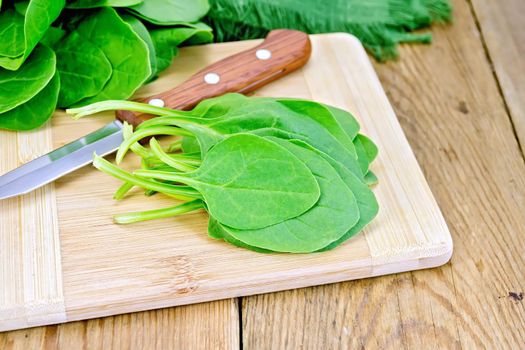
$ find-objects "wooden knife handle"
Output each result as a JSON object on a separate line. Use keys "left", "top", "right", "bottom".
{"left": 115, "top": 29, "right": 311, "bottom": 128}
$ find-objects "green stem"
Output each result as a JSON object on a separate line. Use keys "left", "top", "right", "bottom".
{"left": 114, "top": 199, "right": 205, "bottom": 224}
{"left": 66, "top": 100, "right": 190, "bottom": 119}
{"left": 116, "top": 126, "right": 192, "bottom": 164}
{"left": 122, "top": 122, "right": 151, "bottom": 158}
{"left": 149, "top": 138, "right": 196, "bottom": 172}
{"left": 133, "top": 169, "right": 196, "bottom": 186}
{"left": 167, "top": 139, "right": 183, "bottom": 152}
{"left": 114, "top": 182, "right": 134, "bottom": 200}
{"left": 93, "top": 154, "right": 200, "bottom": 201}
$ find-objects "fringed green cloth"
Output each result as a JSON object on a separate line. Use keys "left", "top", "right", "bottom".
{"left": 205, "top": 0, "right": 452, "bottom": 61}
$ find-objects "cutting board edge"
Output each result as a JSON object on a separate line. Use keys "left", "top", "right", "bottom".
{"left": 0, "top": 242, "right": 452, "bottom": 333}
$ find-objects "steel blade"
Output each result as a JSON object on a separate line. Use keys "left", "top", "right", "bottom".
{"left": 0, "top": 120, "right": 123, "bottom": 200}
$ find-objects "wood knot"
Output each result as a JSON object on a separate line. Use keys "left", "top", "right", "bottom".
{"left": 158, "top": 255, "right": 198, "bottom": 295}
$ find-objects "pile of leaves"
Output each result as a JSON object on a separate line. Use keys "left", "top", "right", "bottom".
{"left": 205, "top": 0, "right": 452, "bottom": 61}
{"left": 67, "top": 94, "right": 379, "bottom": 253}
{"left": 0, "top": 0, "right": 212, "bottom": 131}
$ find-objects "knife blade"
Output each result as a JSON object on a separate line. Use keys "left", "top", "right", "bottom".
{"left": 0, "top": 29, "right": 311, "bottom": 200}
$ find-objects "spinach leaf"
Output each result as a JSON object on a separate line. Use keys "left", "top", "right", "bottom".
{"left": 353, "top": 134, "right": 369, "bottom": 175}
{"left": 324, "top": 104, "right": 360, "bottom": 140}
{"left": 276, "top": 99, "right": 357, "bottom": 153}
{"left": 73, "top": 7, "right": 151, "bottom": 105}
{"left": 364, "top": 170, "right": 378, "bottom": 186}
{"left": 356, "top": 134, "right": 378, "bottom": 163}
{"left": 0, "top": 0, "right": 64, "bottom": 70}
{"left": 134, "top": 133, "right": 321, "bottom": 230}
{"left": 40, "top": 26, "right": 66, "bottom": 47}
{"left": 55, "top": 31, "right": 112, "bottom": 107}
{"left": 66, "top": 0, "right": 143, "bottom": 8}
{"left": 0, "top": 45, "right": 56, "bottom": 114}
{"left": 128, "top": 0, "right": 209, "bottom": 25}
{"left": 311, "top": 146, "right": 378, "bottom": 251}
{"left": 211, "top": 137, "right": 360, "bottom": 253}
{"left": 149, "top": 22, "right": 213, "bottom": 77}
{"left": 0, "top": 71, "right": 59, "bottom": 130}
{"left": 120, "top": 14, "right": 157, "bottom": 82}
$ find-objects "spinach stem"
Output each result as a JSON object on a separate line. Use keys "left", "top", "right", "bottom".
{"left": 114, "top": 182, "right": 134, "bottom": 200}
{"left": 116, "top": 126, "right": 192, "bottom": 164}
{"left": 133, "top": 169, "right": 195, "bottom": 185}
{"left": 114, "top": 199, "right": 205, "bottom": 224}
{"left": 167, "top": 139, "right": 182, "bottom": 152}
{"left": 66, "top": 100, "right": 189, "bottom": 119}
{"left": 149, "top": 138, "right": 196, "bottom": 172}
{"left": 93, "top": 154, "right": 200, "bottom": 200}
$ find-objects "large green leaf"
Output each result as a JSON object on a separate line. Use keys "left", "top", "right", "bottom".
{"left": 149, "top": 22, "right": 212, "bottom": 77}
{"left": 0, "top": 0, "right": 64, "bottom": 70}
{"left": 0, "top": 45, "right": 56, "bottom": 114}
{"left": 55, "top": 31, "right": 112, "bottom": 108}
{"left": 120, "top": 13, "right": 157, "bottom": 82}
{"left": 135, "top": 133, "right": 321, "bottom": 230}
{"left": 0, "top": 71, "right": 60, "bottom": 130}
{"left": 73, "top": 7, "right": 151, "bottom": 105}
{"left": 211, "top": 137, "right": 360, "bottom": 253}
{"left": 128, "top": 0, "right": 209, "bottom": 25}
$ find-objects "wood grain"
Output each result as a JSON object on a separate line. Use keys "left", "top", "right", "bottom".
{"left": 242, "top": 0, "right": 525, "bottom": 349}
{"left": 0, "top": 124, "right": 66, "bottom": 331}
{"left": 470, "top": 0, "right": 525, "bottom": 156}
{"left": 0, "top": 300, "right": 239, "bottom": 350}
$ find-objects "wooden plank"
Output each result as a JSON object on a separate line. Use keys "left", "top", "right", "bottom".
{"left": 0, "top": 300, "right": 240, "bottom": 350}
{"left": 470, "top": 0, "right": 525, "bottom": 156}
{"left": 242, "top": 0, "right": 525, "bottom": 348}
{"left": 0, "top": 123, "right": 66, "bottom": 331}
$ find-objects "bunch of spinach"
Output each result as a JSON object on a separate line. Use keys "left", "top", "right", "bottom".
{"left": 68, "top": 94, "right": 379, "bottom": 253}
{"left": 0, "top": 0, "right": 212, "bottom": 131}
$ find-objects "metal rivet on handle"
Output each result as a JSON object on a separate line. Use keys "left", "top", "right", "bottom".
{"left": 148, "top": 98, "right": 165, "bottom": 107}
{"left": 204, "top": 72, "right": 220, "bottom": 84}
{"left": 256, "top": 49, "right": 272, "bottom": 60}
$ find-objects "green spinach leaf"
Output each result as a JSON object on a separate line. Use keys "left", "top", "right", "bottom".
{"left": 211, "top": 137, "right": 360, "bottom": 253}
{"left": 67, "top": 0, "right": 143, "bottom": 8}
{"left": 0, "top": 71, "right": 59, "bottom": 130}
{"left": 120, "top": 13, "right": 158, "bottom": 82}
{"left": 128, "top": 0, "right": 209, "bottom": 25}
{"left": 0, "top": 45, "right": 56, "bottom": 114}
{"left": 149, "top": 22, "right": 213, "bottom": 77}
{"left": 134, "top": 133, "right": 321, "bottom": 230}
{"left": 0, "top": 0, "right": 64, "bottom": 70}
{"left": 55, "top": 31, "right": 112, "bottom": 107}
{"left": 72, "top": 7, "right": 151, "bottom": 105}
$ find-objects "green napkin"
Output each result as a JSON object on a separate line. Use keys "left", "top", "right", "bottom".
{"left": 205, "top": 0, "right": 452, "bottom": 60}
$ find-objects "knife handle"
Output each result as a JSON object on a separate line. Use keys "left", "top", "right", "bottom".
{"left": 115, "top": 29, "right": 311, "bottom": 128}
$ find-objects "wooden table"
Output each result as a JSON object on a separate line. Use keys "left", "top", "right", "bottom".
{"left": 1, "top": 0, "right": 524, "bottom": 348}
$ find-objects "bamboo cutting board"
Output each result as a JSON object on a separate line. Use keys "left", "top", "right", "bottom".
{"left": 0, "top": 34, "right": 452, "bottom": 332}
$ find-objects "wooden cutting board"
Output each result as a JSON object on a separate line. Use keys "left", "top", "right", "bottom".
{"left": 0, "top": 34, "right": 452, "bottom": 332}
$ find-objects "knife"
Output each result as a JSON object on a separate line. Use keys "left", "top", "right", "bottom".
{"left": 0, "top": 29, "right": 311, "bottom": 200}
